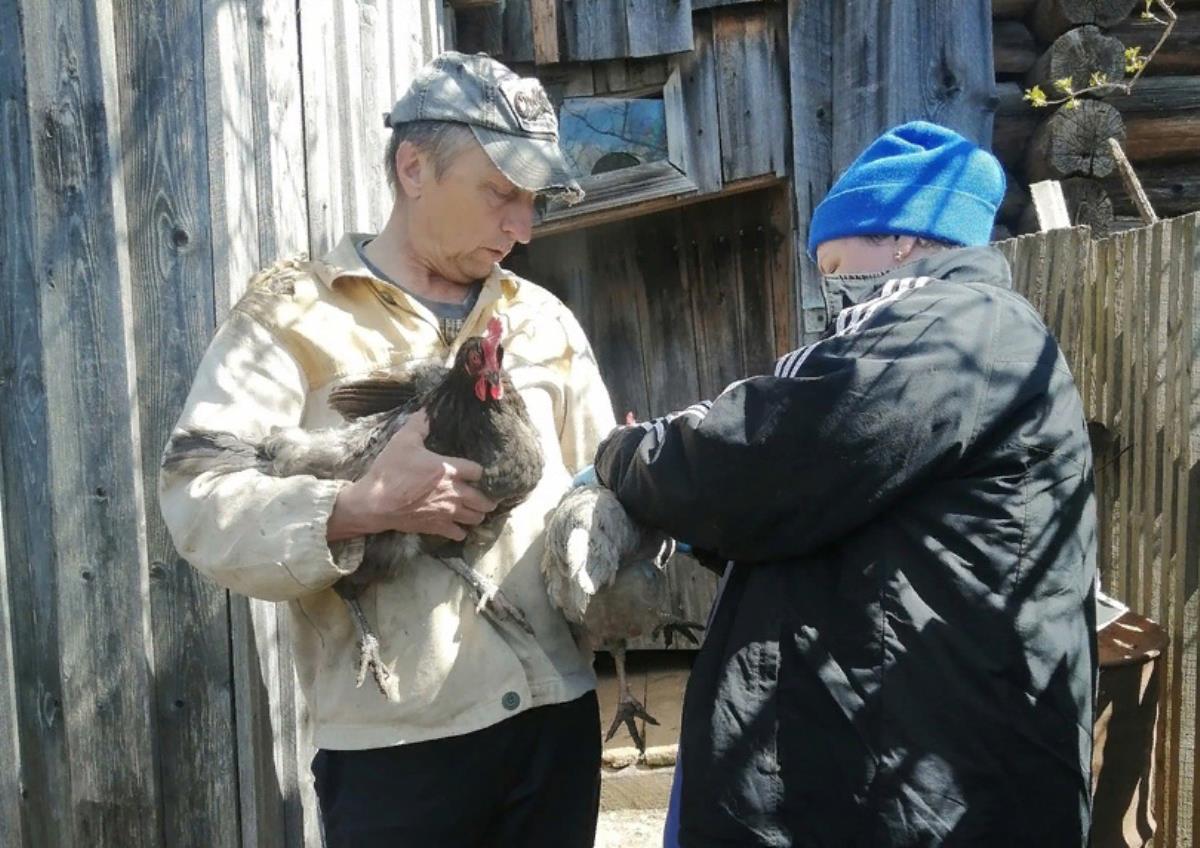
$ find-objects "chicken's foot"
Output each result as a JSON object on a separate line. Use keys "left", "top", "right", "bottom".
{"left": 343, "top": 596, "right": 401, "bottom": 702}
{"left": 605, "top": 646, "right": 658, "bottom": 753}
{"left": 439, "top": 556, "right": 534, "bottom": 635}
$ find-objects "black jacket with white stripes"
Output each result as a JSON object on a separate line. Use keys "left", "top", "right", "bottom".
{"left": 594, "top": 246, "right": 1098, "bottom": 847}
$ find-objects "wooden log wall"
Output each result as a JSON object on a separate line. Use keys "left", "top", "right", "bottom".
{"left": 0, "top": 1, "right": 443, "bottom": 845}
{"left": 991, "top": 0, "right": 1200, "bottom": 237}
{"left": 999, "top": 212, "right": 1200, "bottom": 848}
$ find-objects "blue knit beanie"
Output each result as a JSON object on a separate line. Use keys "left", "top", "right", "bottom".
{"left": 807, "top": 121, "right": 1005, "bottom": 257}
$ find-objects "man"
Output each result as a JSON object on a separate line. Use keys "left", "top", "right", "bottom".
{"left": 160, "top": 53, "right": 615, "bottom": 846}
{"left": 596, "top": 122, "right": 1098, "bottom": 846}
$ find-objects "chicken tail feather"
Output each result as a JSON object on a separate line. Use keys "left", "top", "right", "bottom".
{"left": 161, "top": 428, "right": 268, "bottom": 477}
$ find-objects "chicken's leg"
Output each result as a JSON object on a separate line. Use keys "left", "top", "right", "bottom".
{"left": 341, "top": 595, "right": 401, "bottom": 703}
{"left": 605, "top": 644, "right": 658, "bottom": 753}
{"left": 439, "top": 556, "right": 534, "bottom": 635}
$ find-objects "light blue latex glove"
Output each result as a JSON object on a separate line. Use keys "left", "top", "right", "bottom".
{"left": 572, "top": 464, "right": 598, "bottom": 487}
{"left": 571, "top": 464, "right": 693, "bottom": 552}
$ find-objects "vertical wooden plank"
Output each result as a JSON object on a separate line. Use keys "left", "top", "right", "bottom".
{"left": 764, "top": 183, "right": 797, "bottom": 356}
{"left": 1114, "top": 230, "right": 1137, "bottom": 603}
{"left": 731, "top": 195, "right": 783, "bottom": 377}
{"left": 787, "top": 0, "right": 833, "bottom": 344}
{"left": 712, "top": 5, "right": 788, "bottom": 183}
{"left": 246, "top": 4, "right": 319, "bottom": 846}
{"left": 831, "top": 0, "right": 996, "bottom": 174}
{"left": 334, "top": 1, "right": 373, "bottom": 233}
{"left": 251, "top": 0, "right": 310, "bottom": 261}
{"left": 587, "top": 221, "right": 654, "bottom": 421}
{"left": 632, "top": 212, "right": 703, "bottom": 417}
{"left": 1180, "top": 212, "right": 1200, "bottom": 848}
{"left": 502, "top": 0, "right": 535, "bottom": 64}
{"left": 626, "top": 0, "right": 693, "bottom": 59}
{"left": 357, "top": 0, "right": 390, "bottom": 230}
{"left": 203, "top": 0, "right": 261, "bottom": 312}
{"left": 0, "top": 3, "right": 70, "bottom": 841}
{"left": 664, "top": 14, "right": 722, "bottom": 195}
{"left": 0, "top": 431, "right": 24, "bottom": 848}
{"left": 684, "top": 199, "right": 746, "bottom": 398}
{"left": 300, "top": 0, "right": 346, "bottom": 255}
{"left": 112, "top": 0, "right": 247, "bottom": 844}
{"left": 19, "top": 0, "right": 163, "bottom": 842}
{"left": 563, "top": 0, "right": 627, "bottom": 62}
{"left": 530, "top": 0, "right": 560, "bottom": 64}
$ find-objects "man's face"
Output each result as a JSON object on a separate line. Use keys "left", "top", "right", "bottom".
{"left": 815, "top": 236, "right": 900, "bottom": 277}
{"left": 409, "top": 143, "right": 536, "bottom": 284}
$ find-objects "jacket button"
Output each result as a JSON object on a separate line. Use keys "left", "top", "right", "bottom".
{"left": 501, "top": 691, "right": 521, "bottom": 711}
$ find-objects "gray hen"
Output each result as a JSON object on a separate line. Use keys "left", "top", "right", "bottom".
{"left": 162, "top": 320, "right": 542, "bottom": 702}
{"left": 541, "top": 484, "right": 701, "bottom": 751}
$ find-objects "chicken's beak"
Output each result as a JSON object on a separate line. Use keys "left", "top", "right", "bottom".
{"left": 486, "top": 372, "right": 504, "bottom": 401}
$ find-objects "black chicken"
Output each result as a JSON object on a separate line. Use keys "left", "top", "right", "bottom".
{"left": 161, "top": 318, "right": 544, "bottom": 701}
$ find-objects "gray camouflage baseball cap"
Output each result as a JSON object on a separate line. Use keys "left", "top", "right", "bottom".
{"left": 385, "top": 52, "right": 583, "bottom": 204}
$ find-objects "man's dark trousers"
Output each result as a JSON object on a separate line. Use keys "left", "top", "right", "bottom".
{"left": 313, "top": 692, "right": 601, "bottom": 847}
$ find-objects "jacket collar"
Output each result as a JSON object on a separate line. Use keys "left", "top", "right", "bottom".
{"left": 821, "top": 245, "right": 1013, "bottom": 316}
{"left": 313, "top": 232, "right": 521, "bottom": 301}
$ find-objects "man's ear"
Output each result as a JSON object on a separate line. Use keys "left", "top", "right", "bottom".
{"left": 394, "top": 141, "right": 426, "bottom": 200}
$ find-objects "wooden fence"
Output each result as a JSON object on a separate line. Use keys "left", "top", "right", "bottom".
{"left": 0, "top": 1, "right": 444, "bottom": 845}
{"left": 1000, "top": 214, "right": 1200, "bottom": 847}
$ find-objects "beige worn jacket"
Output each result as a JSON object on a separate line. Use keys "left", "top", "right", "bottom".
{"left": 159, "top": 235, "right": 616, "bottom": 750}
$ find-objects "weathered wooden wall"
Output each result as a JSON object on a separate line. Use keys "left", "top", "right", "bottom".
{"left": 1000, "top": 214, "right": 1200, "bottom": 848}
{"left": 0, "top": 1, "right": 443, "bottom": 845}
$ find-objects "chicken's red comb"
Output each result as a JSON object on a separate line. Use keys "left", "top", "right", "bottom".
{"left": 482, "top": 317, "right": 503, "bottom": 368}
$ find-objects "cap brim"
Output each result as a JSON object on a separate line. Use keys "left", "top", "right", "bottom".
{"left": 471, "top": 126, "right": 584, "bottom": 205}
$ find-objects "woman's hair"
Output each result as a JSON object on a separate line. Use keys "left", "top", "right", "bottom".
{"left": 863, "top": 234, "right": 960, "bottom": 250}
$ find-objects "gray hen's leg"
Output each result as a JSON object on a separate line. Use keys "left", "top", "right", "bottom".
{"left": 605, "top": 644, "right": 658, "bottom": 753}
{"left": 438, "top": 556, "right": 534, "bottom": 635}
{"left": 342, "top": 596, "right": 401, "bottom": 703}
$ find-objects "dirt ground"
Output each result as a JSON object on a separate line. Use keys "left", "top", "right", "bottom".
{"left": 595, "top": 808, "right": 667, "bottom": 848}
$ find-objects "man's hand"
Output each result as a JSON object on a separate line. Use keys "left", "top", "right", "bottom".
{"left": 327, "top": 411, "right": 497, "bottom": 542}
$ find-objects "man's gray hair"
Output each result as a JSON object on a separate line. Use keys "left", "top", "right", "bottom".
{"left": 384, "top": 120, "right": 477, "bottom": 194}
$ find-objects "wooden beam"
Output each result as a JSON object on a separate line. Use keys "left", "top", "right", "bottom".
{"left": 533, "top": 172, "right": 784, "bottom": 239}
{"left": 1025, "top": 25, "right": 1125, "bottom": 98}
{"left": 993, "top": 0, "right": 1037, "bottom": 18}
{"left": 993, "top": 19, "right": 1038, "bottom": 75}
{"left": 1110, "top": 9, "right": 1200, "bottom": 75}
{"left": 1030, "top": 179, "right": 1074, "bottom": 229}
{"left": 1105, "top": 75, "right": 1200, "bottom": 164}
{"left": 1107, "top": 137, "right": 1159, "bottom": 223}
{"left": 1031, "top": 0, "right": 1141, "bottom": 42}
{"left": 1026, "top": 99, "right": 1126, "bottom": 181}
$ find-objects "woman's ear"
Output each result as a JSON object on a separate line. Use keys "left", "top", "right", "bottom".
{"left": 893, "top": 235, "right": 918, "bottom": 263}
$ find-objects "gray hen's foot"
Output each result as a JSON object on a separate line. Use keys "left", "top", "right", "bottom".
{"left": 441, "top": 556, "right": 535, "bottom": 635}
{"left": 355, "top": 632, "right": 401, "bottom": 703}
{"left": 606, "top": 694, "right": 659, "bottom": 753}
{"left": 655, "top": 620, "right": 704, "bottom": 648}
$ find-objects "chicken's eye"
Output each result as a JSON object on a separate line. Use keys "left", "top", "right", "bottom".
{"left": 467, "top": 350, "right": 482, "bottom": 370}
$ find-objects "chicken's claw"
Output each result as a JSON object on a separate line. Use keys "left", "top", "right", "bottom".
{"left": 355, "top": 632, "right": 401, "bottom": 702}
{"left": 441, "top": 556, "right": 535, "bottom": 636}
{"left": 606, "top": 695, "right": 659, "bottom": 753}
